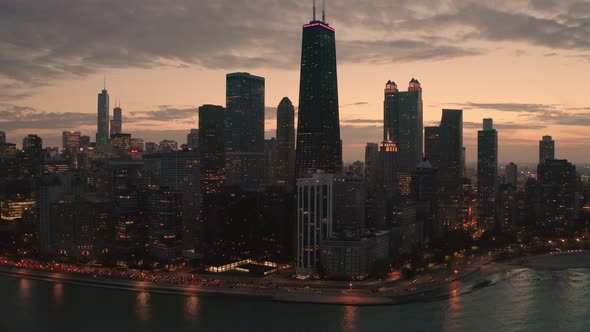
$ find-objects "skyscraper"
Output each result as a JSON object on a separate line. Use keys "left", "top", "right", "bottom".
{"left": 111, "top": 104, "right": 122, "bottom": 137}
{"left": 96, "top": 86, "right": 109, "bottom": 149}
{"left": 187, "top": 129, "right": 199, "bottom": 149}
{"left": 539, "top": 135, "right": 555, "bottom": 164}
{"left": 383, "top": 79, "right": 423, "bottom": 195}
{"left": 0, "top": 131, "right": 5, "bottom": 144}
{"left": 296, "top": 173, "right": 334, "bottom": 275}
{"left": 199, "top": 105, "right": 225, "bottom": 195}
{"left": 275, "top": 97, "right": 295, "bottom": 189}
{"left": 537, "top": 159, "right": 578, "bottom": 233}
{"left": 425, "top": 109, "right": 465, "bottom": 232}
{"left": 62, "top": 131, "right": 81, "bottom": 151}
{"left": 225, "top": 72, "right": 265, "bottom": 191}
{"left": 295, "top": 3, "right": 342, "bottom": 178}
{"left": 477, "top": 119, "right": 498, "bottom": 231}
{"left": 506, "top": 162, "right": 518, "bottom": 188}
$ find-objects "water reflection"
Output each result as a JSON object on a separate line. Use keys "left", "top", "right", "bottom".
{"left": 185, "top": 296, "right": 200, "bottom": 319}
{"left": 444, "top": 281, "right": 464, "bottom": 332}
{"left": 53, "top": 283, "right": 63, "bottom": 303}
{"left": 18, "top": 279, "right": 31, "bottom": 301}
{"left": 135, "top": 292, "right": 151, "bottom": 322}
{"left": 342, "top": 305, "right": 358, "bottom": 332}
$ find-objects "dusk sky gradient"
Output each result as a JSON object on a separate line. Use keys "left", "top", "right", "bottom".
{"left": 1, "top": 0, "right": 589, "bottom": 164}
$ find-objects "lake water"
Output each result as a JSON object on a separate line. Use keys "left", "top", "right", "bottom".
{"left": 0, "top": 268, "right": 589, "bottom": 331}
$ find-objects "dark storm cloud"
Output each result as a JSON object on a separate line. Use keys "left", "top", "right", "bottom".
{"left": 3, "top": 0, "right": 589, "bottom": 100}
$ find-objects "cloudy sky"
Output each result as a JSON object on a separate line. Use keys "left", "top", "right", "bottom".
{"left": 1, "top": 0, "right": 589, "bottom": 164}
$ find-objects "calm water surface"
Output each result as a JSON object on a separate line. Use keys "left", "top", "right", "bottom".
{"left": 0, "top": 268, "right": 589, "bottom": 332}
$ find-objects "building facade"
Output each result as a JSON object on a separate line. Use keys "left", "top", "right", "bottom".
{"left": 225, "top": 72, "right": 265, "bottom": 191}
{"left": 477, "top": 119, "right": 498, "bottom": 231}
{"left": 295, "top": 12, "right": 342, "bottom": 178}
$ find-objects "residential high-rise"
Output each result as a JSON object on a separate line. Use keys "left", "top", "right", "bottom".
{"left": 537, "top": 159, "right": 578, "bottom": 233}
{"left": 96, "top": 87, "right": 110, "bottom": 149}
{"left": 79, "top": 136, "right": 91, "bottom": 148}
{"left": 23, "top": 134, "right": 42, "bottom": 152}
{"left": 364, "top": 143, "right": 379, "bottom": 193}
{"left": 296, "top": 173, "right": 334, "bottom": 275}
{"left": 130, "top": 138, "right": 144, "bottom": 152}
{"left": 506, "top": 162, "right": 518, "bottom": 188}
{"left": 62, "top": 131, "right": 81, "bottom": 151}
{"left": 264, "top": 138, "right": 277, "bottom": 187}
{"left": 110, "top": 104, "right": 122, "bottom": 137}
{"left": 225, "top": 72, "right": 265, "bottom": 191}
{"left": 275, "top": 97, "right": 296, "bottom": 189}
{"left": 425, "top": 109, "right": 465, "bottom": 232}
{"left": 147, "top": 186, "right": 183, "bottom": 265}
{"left": 539, "top": 135, "right": 555, "bottom": 164}
{"left": 477, "top": 119, "right": 498, "bottom": 231}
{"left": 333, "top": 175, "right": 366, "bottom": 233}
{"left": 375, "top": 138, "right": 399, "bottom": 227}
{"left": 383, "top": 79, "right": 423, "bottom": 195}
{"left": 199, "top": 105, "right": 225, "bottom": 195}
{"left": 295, "top": 4, "right": 342, "bottom": 178}
{"left": 187, "top": 129, "right": 199, "bottom": 149}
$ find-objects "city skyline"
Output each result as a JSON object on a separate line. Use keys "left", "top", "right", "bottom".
{"left": 1, "top": 0, "right": 590, "bottom": 164}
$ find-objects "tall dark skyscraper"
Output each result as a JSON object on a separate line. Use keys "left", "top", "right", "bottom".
{"left": 383, "top": 79, "right": 423, "bottom": 195}
{"left": 225, "top": 72, "right": 265, "bottom": 191}
{"left": 96, "top": 85, "right": 109, "bottom": 149}
{"left": 199, "top": 105, "right": 225, "bottom": 195}
{"left": 537, "top": 159, "right": 578, "bottom": 233}
{"left": 275, "top": 97, "right": 295, "bottom": 189}
{"left": 295, "top": 4, "right": 342, "bottom": 178}
{"left": 425, "top": 109, "right": 465, "bottom": 232}
{"left": 111, "top": 103, "right": 122, "bottom": 137}
{"left": 506, "top": 162, "right": 518, "bottom": 188}
{"left": 539, "top": 135, "right": 555, "bottom": 164}
{"left": 477, "top": 119, "right": 498, "bottom": 231}
{"left": 0, "top": 131, "right": 5, "bottom": 144}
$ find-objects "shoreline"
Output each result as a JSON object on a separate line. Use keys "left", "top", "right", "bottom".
{"left": 1, "top": 251, "right": 588, "bottom": 306}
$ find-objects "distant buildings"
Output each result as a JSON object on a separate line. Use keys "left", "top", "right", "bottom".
{"left": 187, "top": 129, "right": 199, "bottom": 149}
{"left": 110, "top": 104, "right": 122, "bottom": 137}
{"left": 225, "top": 72, "right": 265, "bottom": 191}
{"left": 539, "top": 135, "right": 555, "bottom": 164}
{"left": 96, "top": 87, "right": 110, "bottom": 150}
{"left": 383, "top": 79, "right": 423, "bottom": 196}
{"left": 425, "top": 109, "right": 465, "bottom": 233}
{"left": 62, "top": 131, "right": 81, "bottom": 151}
{"left": 295, "top": 13, "right": 342, "bottom": 178}
{"left": 274, "top": 97, "right": 295, "bottom": 189}
{"left": 477, "top": 119, "right": 498, "bottom": 231}
{"left": 199, "top": 105, "right": 225, "bottom": 195}
{"left": 506, "top": 162, "right": 518, "bottom": 188}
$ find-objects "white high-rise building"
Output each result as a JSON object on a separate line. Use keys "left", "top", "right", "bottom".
{"left": 296, "top": 173, "right": 334, "bottom": 275}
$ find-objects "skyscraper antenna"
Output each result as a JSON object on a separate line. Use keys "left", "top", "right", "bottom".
{"left": 103, "top": 74, "right": 106, "bottom": 90}
{"left": 313, "top": 0, "right": 316, "bottom": 21}
{"left": 322, "top": 0, "right": 325, "bottom": 22}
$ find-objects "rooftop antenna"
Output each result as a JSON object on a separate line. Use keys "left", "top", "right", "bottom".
{"left": 103, "top": 74, "right": 106, "bottom": 90}
{"left": 322, "top": 0, "right": 325, "bottom": 22}
{"left": 313, "top": 0, "right": 316, "bottom": 21}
